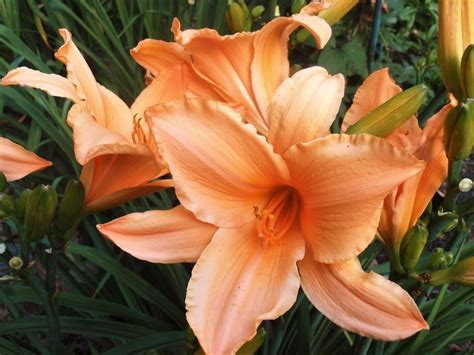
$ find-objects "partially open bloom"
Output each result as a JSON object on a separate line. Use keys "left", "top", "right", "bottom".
{"left": 130, "top": 7, "right": 332, "bottom": 134}
{"left": 1, "top": 29, "right": 182, "bottom": 212}
{"left": 342, "top": 68, "right": 455, "bottom": 270}
{"left": 99, "top": 64, "right": 428, "bottom": 353}
{"left": 0, "top": 137, "right": 51, "bottom": 181}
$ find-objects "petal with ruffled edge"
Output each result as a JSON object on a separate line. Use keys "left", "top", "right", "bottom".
{"left": 299, "top": 253, "right": 428, "bottom": 340}
{"left": 1, "top": 67, "right": 80, "bottom": 102}
{"left": 97, "top": 205, "right": 216, "bottom": 262}
{"left": 0, "top": 138, "right": 52, "bottom": 182}
{"left": 267, "top": 66, "right": 344, "bottom": 154}
{"left": 186, "top": 221, "right": 304, "bottom": 355}
{"left": 285, "top": 134, "right": 425, "bottom": 263}
{"left": 147, "top": 98, "right": 289, "bottom": 228}
{"left": 252, "top": 14, "right": 331, "bottom": 119}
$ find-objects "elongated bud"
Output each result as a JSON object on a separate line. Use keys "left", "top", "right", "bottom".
{"left": 56, "top": 180, "right": 85, "bottom": 234}
{"left": 459, "top": 178, "right": 473, "bottom": 192}
{"left": 400, "top": 222, "right": 428, "bottom": 272}
{"left": 291, "top": 0, "right": 306, "bottom": 14}
{"left": 0, "top": 172, "right": 7, "bottom": 192}
{"left": 14, "top": 189, "right": 31, "bottom": 222}
{"left": 430, "top": 256, "right": 474, "bottom": 287}
{"left": 438, "top": 0, "right": 474, "bottom": 99}
{"left": 318, "top": 0, "right": 358, "bottom": 25}
{"left": 225, "top": 0, "right": 251, "bottom": 33}
{"left": 445, "top": 101, "right": 474, "bottom": 161}
{"left": 461, "top": 44, "right": 474, "bottom": 98}
{"left": 251, "top": 5, "right": 265, "bottom": 18}
{"left": 9, "top": 256, "right": 23, "bottom": 270}
{"left": 346, "top": 84, "right": 427, "bottom": 137}
{"left": 23, "top": 185, "right": 57, "bottom": 242}
{"left": 0, "top": 194, "right": 14, "bottom": 218}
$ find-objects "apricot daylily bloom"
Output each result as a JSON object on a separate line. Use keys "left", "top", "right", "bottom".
{"left": 1, "top": 29, "right": 184, "bottom": 212}
{"left": 0, "top": 137, "right": 51, "bottom": 181}
{"left": 99, "top": 65, "right": 428, "bottom": 353}
{"left": 131, "top": 8, "right": 332, "bottom": 134}
{"left": 343, "top": 68, "right": 455, "bottom": 268}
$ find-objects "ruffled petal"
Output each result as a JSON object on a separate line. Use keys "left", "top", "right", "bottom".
{"left": 0, "top": 138, "right": 52, "bottom": 181}
{"left": 267, "top": 66, "right": 344, "bottom": 154}
{"left": 299, "top": 254, "right": 428, "bottom": 340}
{"left": 97, "top": 205, "right": 216, "bottom": 262}
{"left": 186, "top": 221, "right": 304, "bottom": 354}
{"left": 1, "top": 67, "right": 80, "bottom": 102}
{"left": 285, "top": 134, "right": 425, "bottom": 263}
{"left": 147, "top": 98, "right": 289, "bottom": 228}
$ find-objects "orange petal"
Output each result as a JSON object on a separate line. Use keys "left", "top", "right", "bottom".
{"left": 171, "top": 19, "right": 265, "bottom": 132}
{"left": 97, "top": 205, "right": 216, "bottom": 262}
{"left": 186, "top": 221, "right": 304, "bottom": 354}
{"left": 299, "top": 254, "right": 428, "bottom": 340}
{"left": 84, "top": 179, "right": 173, "bottom": 213}
{"left": 1, "top": 67, "right": 80, "bottom": 102}
{"left": 147, "top": 98, "right": 289, "bottom": 228}
{"left": 252, "top": 14, "right": 331, "bottom": 118}
{"left": 285, "top": 134, "right": 425, "bottom": 263}
{"left": 267, "top": 67, "right": 344, "bottom": 154}
{"left": 55, "top": 29, "right": 105, "bottom": 120}
{"left": 0, "top": 138, "right": 52, "bottom": 181}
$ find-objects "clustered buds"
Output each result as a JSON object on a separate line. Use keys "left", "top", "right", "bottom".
{"left": 430, "top": 256, "right": 474, "bottom": 287}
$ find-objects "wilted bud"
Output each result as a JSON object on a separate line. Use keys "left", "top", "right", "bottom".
{"left": 318, "top": 0, "right": 358, "bottom": 25}
{"left": 437, "top": 209, "right": 459, "bottom": 235}
{"left": 9, "top": 256, "right": 23, "bottom": 270}
{"left": 438, "top": 0, "right": 474, "bottom": 99}
{"left": 430, "top": 256, "right": 474, "bottom": 287}
{"left": 459, "top": 178, "right": 473, "bottom": 192}
{"left": 0, "top": 172, "right": 7, "bottom": 192}
{"left": 225, "top": 0, "right": 251, "bottom": 33}
{"left": 14, "top": 189, "right": 31, "bottom": 222}
{"left": 347, "top": 84, "right": 427, "bottom": 137}
{"left": 461, "top": 44, "right": 474, "bottom": 98}
{"left": 251, "top": 5, "right": 265, "bottom": 18}
{"left": 291, "top": 0, "right": 306, "bottom": 14}
{"left": 23, "top": 185, "right": 57, "bottom": 242}
{"left": 400, "top": 222, "right": 428, "bottom": 272}
{"left": 0, "top": 194, "right": 14, "bottom": 218}
{"left": 444, "top": 101, "right": 474, "bottom": 161}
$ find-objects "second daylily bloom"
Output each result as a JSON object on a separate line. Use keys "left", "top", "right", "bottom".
{"left": 99, "top": 65, "right": 428, "bottom": 354}
{"left": 131, "top": 6, "right": 332, "bottom": 134}
{"left": 0, "top": 137, "right": 51, "bottom": 181}
{"left": 342, "top": 68, "right": 455, "bottom": 270}
{"left": 1, "top": 29, "right": 183, "bottom": 212}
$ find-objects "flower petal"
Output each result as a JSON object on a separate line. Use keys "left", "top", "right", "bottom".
{"left": 147, "top": 98, "right": 289, "bottom": 228}
{"left": 252, "top": 14, "right": 331, "bottom": 118}
{"left": 0, "top": 138, "right": 52, "bottom": 181}
{"left": 1, "top": 67, "right": 80, "bottom": 102}
{"left": 299, "top": 253, "right": 428, "bottom": 340}
{"left": 267, "top": 66, "right": 344, "bottom": 154}
{"left": 285, "top": 134, "right": 425, "bottom": 263}
{"left": 97, "top": 205, "right": 216, "bottom": 262}
{"left": 186, "top": 221, "right": 304, "bottom": 354}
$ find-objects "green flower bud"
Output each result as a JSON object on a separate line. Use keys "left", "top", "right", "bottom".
{"left": 346, "top": 85, "right": 427, "bottom": 137}
{"left": 291, "top": 0, "right": 306, "bottom": 14}
{"left": 445, "top": 101, "right": 474, "bottom": 161}
{"left": 400, "top": 222, "right": 428, "bottom": 272}
{"left": 14, "top": 189, "right": 31, "bottom": 222}
{"left": 461, "top": 44, "right": 474, "bottom": 98}
{"left": 0, "top": 172, "right": 7, "bottom": 192}
{"left": 9, "top": 256, "right": 23, "bottom": 270}
{"left": 0, "top": 194, "right": 14, "bottom": 218}
{"left": 428, "top": 248, "right": 453, "bottom": 271}
{"left": 225, "top": 0, "right": 251, "bottom": 33}
{"left": 56, "top": 180, "right": 85, "bottom": 234}
{"left": 430, "top": 256, "right": 474, "bottom": 287}
{"left": 251, "top": 5, "right": 265, "bottom": 18}
{"left": 23, "top": 185, "right": 57, "bottom": 242}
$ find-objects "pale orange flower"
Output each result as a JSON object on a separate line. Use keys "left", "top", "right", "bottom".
{"left": 342, "top": 68, "right": 455, "bottom": 266}
{"left": 0, "top": 137, "right": 51, "bottom": 181}
{"left": 131, "top": 8, "right": 332, "bottom": 134}
{"left": 1, "top": 29, "right": 183, "bottom": 212}
{"left": 99, "top": 65, "right": 428, "bottom": 353}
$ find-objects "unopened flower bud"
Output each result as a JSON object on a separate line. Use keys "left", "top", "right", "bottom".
{"left": 437, "top": 210, "right": 459, "bottom": 235}
{"left": 318, "top": 0, "right": 358, "bottom": 25}
{"left": 225, "top": 0, "right": 251, "bottom": 33}
{"left": 251, "top": 5, "right": 265, "bottom": 18}
{"left": 0, "top": 194, "right": 14, "bottom": 218}
{"left": 400, "top": 222, "right": 429, "bottom": 272}
{"left": 459, "top": 178, "right": 473, "bottom": 192}
{"left": 23, "top": 185, "right": 57, "bottom": 242}
{"left": 14, "top": 189, "right": 31, "bottom": 222}
{"left": 0, "top": 172, "right": 7, "bottom": 192}
{"left": 461, "top": 44, "right": 474, "bottom": 98}
{"left": 445, "top": 101, "right": 474, "bottom": 161}
{"left": 9, "top": 256, "right": 23, "bottom": 270}
{"left": 430, "top": 256, "right": 474, "bottom": 287}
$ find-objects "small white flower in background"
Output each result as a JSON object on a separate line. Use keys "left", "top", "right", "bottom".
{"left": 459, "top": 178, "right": 473, "bottom": 192}
{"left": 0, "top": 242, "right": 6, "bottom": 254}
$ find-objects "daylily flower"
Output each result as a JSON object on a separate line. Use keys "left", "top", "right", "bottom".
{"left": 130, "top": 6, "right": 332, "bottom": 134}
{"left": 1, "top": 29, "right": 183, "bottom": 212}
{"left": 99, "top": 65, "right": 428, "bottom": 354}
{"left": 342, "top": 68, "right": 455, "bottom": 271}
{"left": 0, "top": 137, "right": 51, "bottom": 181}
